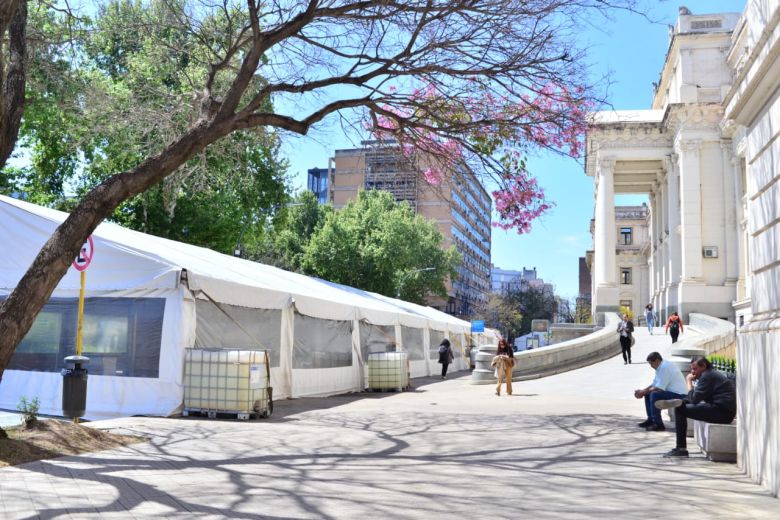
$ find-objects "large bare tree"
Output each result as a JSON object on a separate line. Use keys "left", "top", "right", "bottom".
{"left": 0, "top": 0, "right": 641, "bottom": 386}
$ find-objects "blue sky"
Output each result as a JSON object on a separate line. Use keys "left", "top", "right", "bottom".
{"left": 280, "top": 1, "right": 746, "bottom": 299}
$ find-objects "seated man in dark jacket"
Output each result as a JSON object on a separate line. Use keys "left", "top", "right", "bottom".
{"left": 655, "top": 356, "right": 736, "bottom": 458}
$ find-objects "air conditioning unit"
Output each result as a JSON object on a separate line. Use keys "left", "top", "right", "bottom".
{"left": 702, "top": 246, "right": 719, "bottom": 258}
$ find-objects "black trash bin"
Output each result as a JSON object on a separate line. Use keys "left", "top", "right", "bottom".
{"left": 62, "top": 355, "right": 89, "bottom": 418}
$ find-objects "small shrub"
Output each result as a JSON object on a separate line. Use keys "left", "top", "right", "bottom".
{"left": 618, "top": 305, "right": 634, "bottom": 321}
{"left": 17, "top": 396, "right": 40, "bottom": 429}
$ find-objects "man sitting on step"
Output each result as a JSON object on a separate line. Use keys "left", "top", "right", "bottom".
{"left": 655, "top": 356, "right": 736, "bottom": 458}
{"left": 634, "top": 352, "right": 688, "bottom": 431}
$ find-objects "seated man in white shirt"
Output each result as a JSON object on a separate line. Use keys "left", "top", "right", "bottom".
{"left": 633, "top": 351, "right": 688, "bottom": 431}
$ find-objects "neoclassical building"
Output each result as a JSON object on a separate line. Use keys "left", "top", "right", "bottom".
{"left": 586, "top": 5, "right": 780, "bottom": 496}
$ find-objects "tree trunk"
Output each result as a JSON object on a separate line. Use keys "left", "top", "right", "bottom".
{"left": 0, "top": 0, "right": 26, "bottom": 169}
{"left": 0, "top": 119, "right": 233, "bottom": 383}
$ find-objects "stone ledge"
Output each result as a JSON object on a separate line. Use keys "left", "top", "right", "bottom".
{"left": 694, "top": 419, "right": 737, "bottom": 462}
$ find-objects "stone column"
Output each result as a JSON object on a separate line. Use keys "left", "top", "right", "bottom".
{"left": 657, "top": 171, "right": 670, "bottom": 315}
{"left": 665, "top": 153, "right": 682, "bottom": 315}
{"left": 677, "top": 140, "right": 703, "bottom": 282}
{"left": 722, "top": 141, "right": 740, "bottom": 287}
{"left": 647, "top": 192, "right": 656, "bottom": 305}
{"left": 593, "top": 157, "right": 619, "bottom": 318}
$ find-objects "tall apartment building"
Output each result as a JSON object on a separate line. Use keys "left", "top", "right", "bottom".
{"left": 329, "top": 140, "right": 492, "bottom": 318}
{"left": 307, "top": 167, "right": 329, "bottom": 204}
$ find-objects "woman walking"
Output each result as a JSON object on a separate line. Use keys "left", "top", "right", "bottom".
{"left": 645, "top": 303, "right": 656, "bottom": 334}
{"left": 617, "top": 313, "right": 634, "bottom": 365}
{"left": 665, "top": 312, "right": 684, "bottom": 343}
{"left": 492, "top": 339, "right": 516, "bottom": 396}
{"left": 438, "top": 339, "right": 454, "bottom": 379}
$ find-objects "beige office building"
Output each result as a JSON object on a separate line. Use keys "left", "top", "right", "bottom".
{"left": 329, "top": 141, "right": 492, "bottom": 318}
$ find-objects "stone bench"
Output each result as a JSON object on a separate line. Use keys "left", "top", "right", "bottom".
{"left": 693, "top": 420, "right": 737, "bottom": 462}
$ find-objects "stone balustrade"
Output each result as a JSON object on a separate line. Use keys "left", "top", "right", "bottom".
{"left": 669, "top": 313, "right": 736, "bottom": 372}
{"left": 470, "top": 313, "right": 621, "bottom": 384}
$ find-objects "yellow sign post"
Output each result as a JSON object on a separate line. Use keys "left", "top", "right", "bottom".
{"left": 70, "top": 236, "right": 94, "bottom": 423}
{"left": 76, "top": 270, "right": 85, "bottom": 356}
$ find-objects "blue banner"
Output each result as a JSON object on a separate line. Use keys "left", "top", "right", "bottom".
{"left": 471, "top": 320, "right": 485, "bottom": 332}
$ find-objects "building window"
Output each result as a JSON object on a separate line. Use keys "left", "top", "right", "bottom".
{"left": 620, "top": 227, "right": 633, "bottom": 245}
{"left": 620, "top": 268, "right": 632, "bottom": 285}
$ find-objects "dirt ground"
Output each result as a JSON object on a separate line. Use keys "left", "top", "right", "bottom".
{"left": 0, "top": 419, "right": 145, "bottom": 467}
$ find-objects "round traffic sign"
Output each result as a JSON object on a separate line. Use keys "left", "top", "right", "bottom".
{"left": 73, "top": 236, "right": 95, "bottom": 272}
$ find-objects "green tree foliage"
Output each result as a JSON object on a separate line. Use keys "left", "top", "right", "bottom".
{"left": 301, "top": 190, "right": 459, "bottom": 303}
{"left": 505, "top": 284, "right": 558, "bottom": 335}
{"left": 6, "top": 0, "right": 289, "bottom": 253}
{"left": 245, "top": 191, "right": 333, "bottom": 271}
{"left": 482, "top": 293, "right": 524, "bottom": 342}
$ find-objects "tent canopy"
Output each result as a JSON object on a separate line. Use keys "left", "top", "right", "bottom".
{"left": 0, "top": 195, "right": 470, "bottom": 330}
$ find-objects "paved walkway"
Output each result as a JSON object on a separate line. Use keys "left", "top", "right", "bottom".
{"left": 1, "top": 327, "right": 777, "bottom": 519}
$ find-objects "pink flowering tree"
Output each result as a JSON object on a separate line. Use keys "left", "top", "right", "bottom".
{"left": 0, "top": 0, "right": 642, "bottom": 385}
{"left": 368, "top": 80, "right": 593, "bottom": 233}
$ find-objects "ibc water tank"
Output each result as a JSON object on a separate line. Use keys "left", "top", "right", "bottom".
{"left": 184, "top": 349, "right": 271, "bottom": 417}
{"left": 367, "top": 351, "right": 409, "bottom": 391}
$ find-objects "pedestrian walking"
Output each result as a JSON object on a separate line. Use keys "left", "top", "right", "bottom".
{"left": 617, "top": 313, "right": 634, "bottom": 364}
{"left": 645, "top": 303, "right": 656, "bottom": 334}
{"left": 438, "top": 339, "right": 454, "bottom": 379}
{"left": 665, "top": 312, "right": 684, "bottom": 343}
{"left": 492, "top": 339, "right": 515, "bottom": 396}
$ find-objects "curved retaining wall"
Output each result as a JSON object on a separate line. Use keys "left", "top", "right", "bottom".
{"left": 669, "top": 313, "right": 736, "bottom": 372}
{"left": 686, "top": 313, "right": 736, "bottom": 356}
{"left": 471, "top": 313, "right": 621, "bottom": 384}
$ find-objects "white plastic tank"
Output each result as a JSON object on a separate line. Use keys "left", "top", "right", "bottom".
{"left": 367, "top": 351, "right": 409, "bottom": 391}
{"left": 184, "top": 349, "right": 271, "bottom": 417}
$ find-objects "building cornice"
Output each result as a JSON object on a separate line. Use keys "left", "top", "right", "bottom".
{"left": 724, "top": 7, "right": 780, "bottom": 123}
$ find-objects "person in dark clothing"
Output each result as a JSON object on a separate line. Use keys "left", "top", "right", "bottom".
{"left": 616, "top": 313, "right": 634, "bottom": 364}
{"left": 438, "top": 339, "right": 454, "bottom": 379}
{"left": 655, "top": 356, "right": 737, "bottom": 458}
{"left": 665, "top": 312, "right": 684, "bottom": 343}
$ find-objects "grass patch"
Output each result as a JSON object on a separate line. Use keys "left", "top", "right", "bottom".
{"left": 0, "top": 419, "right": 146, "bottom": 467}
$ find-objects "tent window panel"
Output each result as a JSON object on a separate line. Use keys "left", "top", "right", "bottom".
{"left": 359, "top": 323, "right": 396, "bottom": 361}
{"left": 17, "top": 310, "right": 63, "bottom": 354}
{"left": 429, "top": 330, "right": 445, "bottom": 360}
{"left": 450, "top": 333, "right": 464, "bottom": 357}
{"left": 400, "top": 327, "right": 425, "bottom": 361}
{"left": 4, "top": 297, "right": 164, "bottom": 378}
{"left": 293, "top": 314, "right": 352, "bottom": 369}
{"left": 194, "top": 300, "right": 282, "bottom": 367}
{"left": 82, "top": 315, "right": 128, "bottom": 354}
{"left": 125, "top": 298, "right": 166, "bottom": 378}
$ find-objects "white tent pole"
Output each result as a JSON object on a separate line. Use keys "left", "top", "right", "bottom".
{"left": 424, "top": 325, "right": 431, "bottom": 376}
{"left": 280, "top": 300, "right": 294, "bottom": 399}
{"left": 352, "top": 318, "right": 363, "bottom": 392}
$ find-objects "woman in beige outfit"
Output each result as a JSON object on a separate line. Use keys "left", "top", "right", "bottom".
{"left": 492, "top": 339, "right": 516, "bottom": 396}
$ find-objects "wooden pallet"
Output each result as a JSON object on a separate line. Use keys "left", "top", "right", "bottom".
{"left": 182, "top": 407, "right": 271, "bottom": 420}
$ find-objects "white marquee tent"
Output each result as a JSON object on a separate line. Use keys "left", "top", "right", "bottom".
{"left": 0, "top": 195, "right": 496, "bottom": 419}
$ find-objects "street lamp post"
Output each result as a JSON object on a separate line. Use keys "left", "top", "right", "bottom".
{"left": 396, "top": 267, "right": 435, "bottom": 299}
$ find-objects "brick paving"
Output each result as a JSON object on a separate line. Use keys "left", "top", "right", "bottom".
{"left": 1, "top": 326, "right": 776, "bottom": 519}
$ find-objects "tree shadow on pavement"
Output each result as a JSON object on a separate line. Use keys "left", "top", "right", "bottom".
{"left": 5, "top": 410, "right": 776, "bottom": 520}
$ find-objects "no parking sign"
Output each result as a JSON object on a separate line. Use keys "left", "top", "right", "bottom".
{"left": 72, "top": 236, "right": 94, "bottom": 271}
